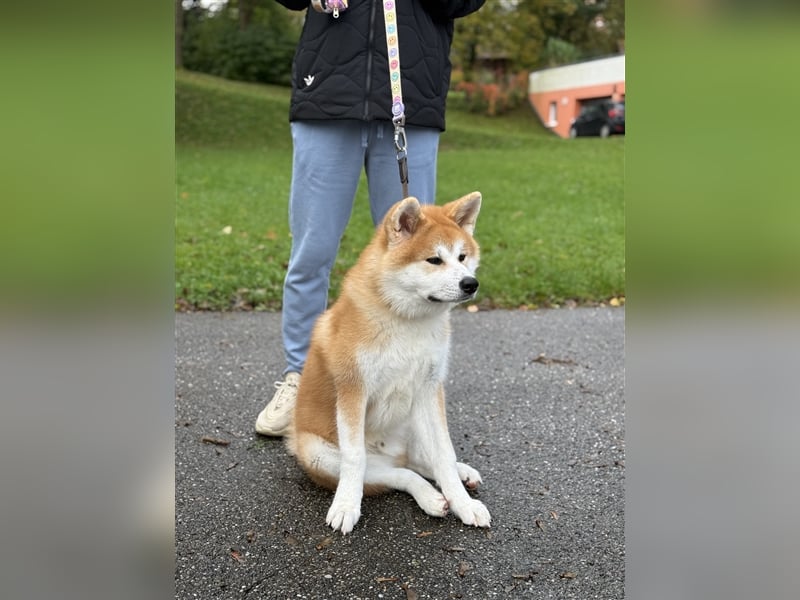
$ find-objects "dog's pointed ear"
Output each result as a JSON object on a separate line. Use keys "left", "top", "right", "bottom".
{"left": 444, "top": 191, "right": 482, "bottom": 236}
{"left": 387, "top": 197, "right": 422, "bottom": 245}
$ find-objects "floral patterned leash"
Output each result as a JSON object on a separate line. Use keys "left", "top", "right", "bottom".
{"left": 382, "top": 0, "right": 409, "bottom": 197}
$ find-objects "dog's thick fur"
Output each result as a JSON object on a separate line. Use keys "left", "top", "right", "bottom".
{"left": 285, "top": 192, "right": 491, "bottom": 534}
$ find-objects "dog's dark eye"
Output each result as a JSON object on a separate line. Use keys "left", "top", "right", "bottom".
{"left": 426, "top": 257, "right": 443, "bottom": 265}
{"left": 458, "top": 254, "right": 466, "bottom": 262}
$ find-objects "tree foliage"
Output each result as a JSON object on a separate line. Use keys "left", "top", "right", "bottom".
{"left": 179, "top": 0, "right": 300, "bottom": 86}
{"left": 452, "top": 0, "right": 625, "bottom": 75}
{"left": 542, "top": 37, "right": 581, "bottom": 67}
{"left": 177, "top": 0, "right": 624, "bottom": 88}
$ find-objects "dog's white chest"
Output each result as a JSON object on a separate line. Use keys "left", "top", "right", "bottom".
{"left": 358, "top": 321, "right": 449, "bottom": 386}
{"left": 356, "top": 319, "right": 450, "bottom": 431}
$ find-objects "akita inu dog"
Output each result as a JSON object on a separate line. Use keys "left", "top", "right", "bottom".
{"left": 286, "top": 191, "right": 491, "bottom": 534}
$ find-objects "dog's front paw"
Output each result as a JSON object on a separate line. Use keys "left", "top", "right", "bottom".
{"left": 326, "top": 500, "right": 361, "bottom": 534}
{"left": 457, "top": 462, "right": 483, "bottom": 490}
{"left": 451, "top": 498, "right": 491, "bottom": 528}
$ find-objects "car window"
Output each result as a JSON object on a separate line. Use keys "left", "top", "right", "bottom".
{"left": 579, "top": 106, "right": 598, "bottom": 118}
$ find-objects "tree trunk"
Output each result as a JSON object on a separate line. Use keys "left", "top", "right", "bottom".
{"left": 175, "top": 0, "right": 183, "bottom": 68}
{"left": 240, "top": 0, "right": 254, "bottom": 30}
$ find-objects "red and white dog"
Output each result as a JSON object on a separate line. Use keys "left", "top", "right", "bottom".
{"left": 286, "top": 192, "right": 491, "bottom": 534}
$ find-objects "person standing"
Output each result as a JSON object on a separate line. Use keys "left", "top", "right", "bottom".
{"left": 256, "top": 0, "right": 485, "bottom": 436}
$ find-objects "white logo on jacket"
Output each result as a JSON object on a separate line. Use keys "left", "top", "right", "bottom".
{"left": 303, "top": 74, "right": 315, "bottom": 87}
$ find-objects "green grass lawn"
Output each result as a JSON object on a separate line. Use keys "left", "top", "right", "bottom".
{"left": 176, "top": 70, "right": 624, "bottom": 311}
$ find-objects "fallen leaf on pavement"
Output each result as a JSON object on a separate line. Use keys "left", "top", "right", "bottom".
{"left": 531, "top": 353, "right": 577, "bottom": 366}
{"left": 201, "top": 436, "right": 230, "bottom": 446}
{"left": 560, "top": 571, "right": 577, "bottom": 579}
{"left": 315, "top": 537, "right": 333, "bottom": 551}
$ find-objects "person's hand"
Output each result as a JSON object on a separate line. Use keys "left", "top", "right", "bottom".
{"left": 311, "top": 0, "right": 348, "bottom": 18}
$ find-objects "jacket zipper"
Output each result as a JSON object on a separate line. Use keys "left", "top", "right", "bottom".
{"left": 363, "top": 0, "right": 377, "bottom": 120}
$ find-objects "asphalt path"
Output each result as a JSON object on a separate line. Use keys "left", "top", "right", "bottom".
{"left": 175, "top": 307, "right": 625, "bottom": 599}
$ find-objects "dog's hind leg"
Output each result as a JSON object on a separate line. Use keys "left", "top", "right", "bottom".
{"left": 290, "top": 432, "right": 341, "bottom": 491}
{"left": 407, "top": 459, "right": 483, "bottom": 491}
{"left": 456, "top": 462, "right": 483, "bottom": 490}
{"left": 363, "top": 456, "right": 449, "bottom": 518}
{"left": 292, "top": 434, "right": 448, "bottom": 524}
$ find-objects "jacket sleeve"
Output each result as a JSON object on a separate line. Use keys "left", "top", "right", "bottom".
{"left": 274, "top": 0, "right": 310, "bottom": 10}
{"left": 419, "top": 0, "right": 486, "bottom": 21}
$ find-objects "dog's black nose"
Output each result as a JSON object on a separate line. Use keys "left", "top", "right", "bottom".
{"left": 459, "top": 276, "right": 479, "bottom": 295}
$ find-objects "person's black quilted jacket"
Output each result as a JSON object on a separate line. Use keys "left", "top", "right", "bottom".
{"left": 275, "top": 0, "right": 485, "bottom": 131}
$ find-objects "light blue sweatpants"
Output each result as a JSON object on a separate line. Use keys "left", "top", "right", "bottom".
{"left": 282, "top": 120, "right": 440, "bottom": 375}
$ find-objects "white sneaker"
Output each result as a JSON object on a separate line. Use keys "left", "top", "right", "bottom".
{"left": 255, "top": 372, "right": 300, "bottom": 436}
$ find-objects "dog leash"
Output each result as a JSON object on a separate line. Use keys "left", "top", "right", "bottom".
{"left": 312, "top": 0, "right": 409, "bottom": 198}
{"left": 381, "top": 0, "right": 409, "bottom": 198}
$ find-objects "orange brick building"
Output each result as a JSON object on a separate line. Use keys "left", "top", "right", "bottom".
{"left": 528, "top": 55, "right": 625, "bottom": 139}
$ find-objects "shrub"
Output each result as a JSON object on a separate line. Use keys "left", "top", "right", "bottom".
{"left": 215, "top": 23, "right": 295, "bottom": 85}
{"left": 453, "top": 71, "right": 529, "bottom": 117}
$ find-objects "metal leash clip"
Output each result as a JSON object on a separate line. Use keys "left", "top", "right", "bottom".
{"left": 393, "top": 114, "right": 409, "bottom": 197}
{"left": 393, "top": 117, "right": 407, "bottom": 159}
{"left": 311, "top": 0, "right": 348, "bottom": 18}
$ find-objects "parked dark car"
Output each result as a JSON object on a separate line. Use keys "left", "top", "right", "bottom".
{"left": 569, "top": 100, "right": 625, "bottom": 138}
